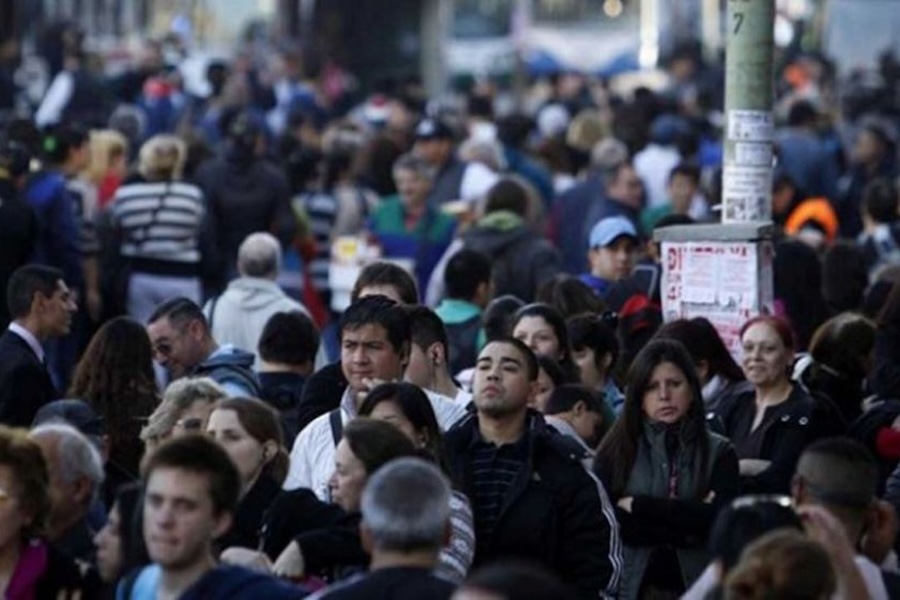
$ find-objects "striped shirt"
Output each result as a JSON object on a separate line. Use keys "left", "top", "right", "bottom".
{"left": 469, "top": 434, "right": 527, "bottom": 556}
{"left": 109, "top": 180, "right": 206, "bottom": 265}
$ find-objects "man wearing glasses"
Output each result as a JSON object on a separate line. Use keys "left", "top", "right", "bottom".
{"left": 146, "top": 297, "right": 260, "bottom": 398}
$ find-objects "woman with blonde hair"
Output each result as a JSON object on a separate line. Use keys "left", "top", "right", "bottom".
{"left": 84, "top": 129, "right": 129, "bottom": 209}
{"left": 103, "top": 134, "right": 213, "bottom": 321}
{"left": 140, "top": 376, "right": 226, "bottom": 453}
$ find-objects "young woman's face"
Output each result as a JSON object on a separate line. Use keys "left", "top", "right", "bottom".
{"left": 94, "top": 502, "right": 124, "bottom": 582}
{"left": 206, "top": 409, "right": 268, "bottom": 489}
{"left": 328, "top": 439, "right": 368, "bottom": 512}
{"left": 367, "top": 400, "right": 425, "bottom": 449}
{"left": 641, "top": 361, "right": 693, "bottom": 425}
{"left": 530, "top": 367, "right": 556, "bottom": 412}
{"left": 741, "top": 323, "right": 793, "bottom": 388}
{"left": 0, "top": 465, "right": 33, "bottom": 557}
{"left": 513, "top": 316, "right": 561, "bottom": 360}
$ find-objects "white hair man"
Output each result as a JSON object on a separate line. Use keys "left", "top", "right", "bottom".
{"left": 30, "top": 422, "right": 105, "bottom": 566}
{"left": 309, "top": 458, "right": 457, "bottom": 599}
{"left": 203, "top": 232, "right": 311, "bottom": 368}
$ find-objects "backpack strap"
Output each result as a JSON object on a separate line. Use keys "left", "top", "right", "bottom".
{"left": 329, "top": 408, "right": 343, "bottom": 446}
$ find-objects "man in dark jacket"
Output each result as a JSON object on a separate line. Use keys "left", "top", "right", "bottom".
{"left": 461, "top": 178, "right": 560, "bottom": 303}
{"left": 444, "top": 337, "right": 622, "bottom": 600}
{"left": 0, "top": 265, "right": 75, "bottom": 426}
{"left": 193, "top": 111, "right": 297, "bottom": 291}
{"left": 146, "top": 297, "right": 261, "bottom": 397}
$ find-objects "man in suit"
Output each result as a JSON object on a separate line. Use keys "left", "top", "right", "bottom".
{"left": 0, "top": 264, "right": 76, "bottom": 426}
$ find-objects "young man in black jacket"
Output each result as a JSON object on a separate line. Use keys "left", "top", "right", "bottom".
{"left": 444, "top": 337, "right": 622, "bottom": 599}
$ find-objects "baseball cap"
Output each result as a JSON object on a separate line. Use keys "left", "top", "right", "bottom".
{"left": 589, "top": 216, "right": 639, "bottom": 249}
{"left": 414, "top": 118, "right": 454, "bottom": 141}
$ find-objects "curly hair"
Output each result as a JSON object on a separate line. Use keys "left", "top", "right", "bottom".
{"left": 0, "top": 426, "right": 51, "bottom": 540}
{"left": 67, "top": 317, "right": 159, "bottom": 475}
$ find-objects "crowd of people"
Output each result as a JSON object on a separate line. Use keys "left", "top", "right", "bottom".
{"left": 0, "top": 26, "right": 899, "bottom": 600}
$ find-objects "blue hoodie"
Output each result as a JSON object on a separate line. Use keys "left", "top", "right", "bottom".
{"left": 194, "top": 344, "right": 261, "bottom": 397}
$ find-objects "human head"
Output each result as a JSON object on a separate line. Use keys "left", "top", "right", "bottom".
{"left": 403, "top": 305, "right": 451, "bottom": 392}
{"left": 40, "top": 122, "right": 89, "bottom": 169}
{"left": 257, "top": 310, "right": 319, "bottom": 372}
{"left": 862, "top": 177, "right": 899, "bottom": 225}
{"left": 511, "top": 303, "right": 571, "bottom": 364}
{"left": 138, "top": 134, "right": 186, "bottom": 181}
{"left": 141, "top": 377, "right": 227, "bottom": 450}
{"left": 360, "top": 457, "right": 450, "bottom": 556}
{"left": 350, "top": 261, "right": 419, "bottom": 304}
{"left": 444, "top": 248, "right": 493, "bottom": 307}
{"left": 533, "top": 355, "right": 566, "bottom": 412}
{"left": 739, "top": 316, "right": 795, "bottom": 389}
{"left": 236, "top": 232, "right": 282, "bottom": 280}
{"left": 94, "top": 482, "right": 148, "bottom": 583}
{"left": 483, "top": 178, "right": 529, "bottom": 217}
{"left": 821, "top": 242, "right": 868, "bottom": 314}
{"left": 588, "top": 216, "right": 639, "bottom": 281}
{"left": 359, "top": 382, "right": 444, "bottom": 464}
{"left": 339, "top": 295, "right": 411, "bottom": 394}
{"left": 413, "top": 118, "right": 455, "bottom": 167}
{"left": 473, "top": 338, "right": 540, "bottom": 419}
{"left": 206, "top": 397, "right": 289, "bottom": 491}
{"left": 544, "top": 384, "right": 609, "bottom": 446}
{"left": 535, "top": 275, "right": 608, "bottom": 319}
{"left": 6, "top": 264, "right": 76, "bottom": 338}
{"left": 667, "top": 162, "right": 700, "bottom": 214}
{"left": 653, "top": 317, "right": 744, "bottom": 385}
{"left": 29, "top": 423, "right": 104, "bottom": 540}
{"left": 792, "top": 437, "right": 879, "bottom": 540}
{"left": 602, "top": 162, "right": 643, "bottom": 210}
{"left": 724, "top": 529, "right": 835, "bottom": 600}
{"left": 483, "top": 295, "right": 525, "bottom": 342}
{"left": 709, "top": 495, "right": 802, "bottom": 573}
{"left": 392, "top": 153, "right": 433, "bottom": 210}
{"left": 0, "top": 425, "right": 51, "bottom": 548}
{"left": 32, "top": 399, "right": 106, "bottom": 452}
{"left": 808, "top": 313, "right": 875, "bottom": 383}
{"left": 453, "top": 560, "right": 574, "bottom": 600}
{"left": 146, "top": 297, "right": 214, "bottom": 380}
{"left": 853, "top": 121, "right": 894, "bottom": 167}
{"left": 85, "top": 129, "right": 128, "bottom": 184}
{"left": 329, "top": 418, "right": 417, "bottom": 512}
{"left": 567, "top": 313, "right": 619, "bottom": 390}
{"left": 142, "top": 435, "right": 240, "bottom": 571}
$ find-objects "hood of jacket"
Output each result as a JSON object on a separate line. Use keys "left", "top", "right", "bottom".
{"left": 462, "top": 210, "right": 534, "bottom": 257}
{"left": 226, "top": 277, "right": 294, "bottom": 311}
{"left": 198, "top": 345, "right": 256, "bottom": 371}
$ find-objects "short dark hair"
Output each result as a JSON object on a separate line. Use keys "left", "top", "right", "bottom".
{"left": 863, "top": 178, "right": 899, "bottom": 224}
{"left": 668, "top": 162, "right": 701, "bottom": 185}
{"left": 351, "top": 262, "right": 419, "bottom": 304}
{"left": 445, "top": 249, "right": 492, "bottom": 300}
{"left": 544, "top": 383, "right": 605, "bottom": 416}
{"left": 483, "top": 295, "right": 525, "bottom": 342}
{"left": 146, "top": 297, "right": 207, "bottom": 330}
{"left": 405, "top": 305, "right": 448, "bottom": 356}
{"left": 796, "top": 437, "right": 878, "bottom": 518}
{"left": 484, "top": 179, "right": 528, "bottom": 216}
{"left": 462, "top": 560, "right": 573, "bottom": 600}
{"left": 709, "top": 499, "right": 802, "bottom": 570}
{"left": 339, "top": 295, "right": 411, "bottom": 355}
{"left": 7, "top": 264, "right": 64, "bottom": 319}
{"left": 484, "top": 337, "right": 539, "bottom": 382}
{"left": 341, "top": 418, "right": 417, "bottom": 476}
{"left": 41, "top": 122, "right": 89, "bottom": 165}
{"left": 567, "top": 313, "right": 619, "bottom": 373}
{"left": 258, "top": 311, "right": 319, "bottom": 366}
{"left": 787, "top": 100, "right": 819, "bottom": 127}
{"left": 142, "top": 434, "right": 241, "bottom": 516}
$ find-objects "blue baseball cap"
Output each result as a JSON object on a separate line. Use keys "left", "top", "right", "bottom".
{"left": 589, "top": 216, "right": 639, "bottom": 249}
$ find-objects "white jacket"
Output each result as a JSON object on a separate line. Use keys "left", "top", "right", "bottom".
{"left": 203, "top": 277, "right": 310, "bottom": 368}
{"left": 283, "top": 386, "right": 468, "bottom": 499}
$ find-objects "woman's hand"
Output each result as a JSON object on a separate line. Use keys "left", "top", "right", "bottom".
{"left": 617, "top": 497, "right": 634, "bottom": 513}
{"left": 272, "top": 540, "right": 306, "bottom": 579}
{"left": 739, "top": 458, "right": 771, "bottom": 476}
{"left": 220, "top": 547, "right": 274, "bottom": 574}
{"left": 798, "top": 504, "right": 871, "bottom": 600}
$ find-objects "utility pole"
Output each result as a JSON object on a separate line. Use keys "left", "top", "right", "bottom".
{"left": 721, "top": 0, "right": 776, "bottom": 223}
{"left": 656, "top": 0, "right": 776, "bottom": 358}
